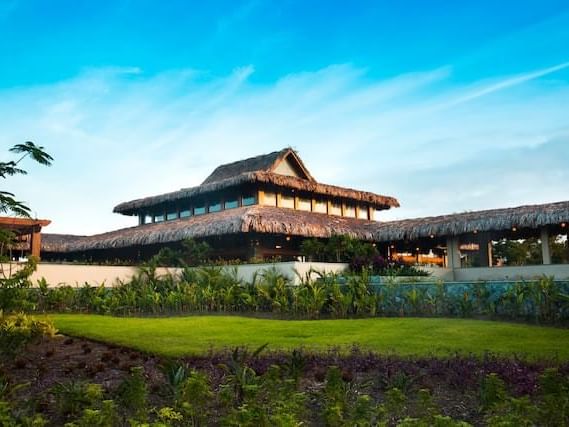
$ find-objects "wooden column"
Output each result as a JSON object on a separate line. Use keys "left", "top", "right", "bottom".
{"left": 30, "top": 227, "right": 41, "bottom": 259}
{"left": 326, "top": 200, "right": 332, "bottom": 215}
{"left": 368, "top": 206, "right": 374, "bottom": 221}
{"left": 541, "top": 227, "right": 551, "bottom": 265}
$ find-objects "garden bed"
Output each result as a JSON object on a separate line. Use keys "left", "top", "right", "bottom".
{"left": 2, "top": 332, "right": 569, "bottom": 426}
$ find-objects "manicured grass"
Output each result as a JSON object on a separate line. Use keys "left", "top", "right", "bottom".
{"left": 50, "top": 314, "right": 569, "bottom": 360}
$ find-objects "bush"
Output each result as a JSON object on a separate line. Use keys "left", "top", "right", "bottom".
{"left": 0, "top": 312, "right": 57, "bottom": 358}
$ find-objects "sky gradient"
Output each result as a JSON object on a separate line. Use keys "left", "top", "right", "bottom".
{"left": 1, "top": 0, "right": 569, "bottom": 234}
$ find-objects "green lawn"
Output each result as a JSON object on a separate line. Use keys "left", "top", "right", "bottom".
{"left": 50, "top": 314, "right": 569, "bottom": 360}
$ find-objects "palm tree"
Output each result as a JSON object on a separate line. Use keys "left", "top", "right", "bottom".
{"left": 1, "top": 141, "right": 53, "bottom": 217}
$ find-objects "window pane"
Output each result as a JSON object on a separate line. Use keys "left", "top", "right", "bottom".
{"left": 357, "top": 206, "right": 369, "bottom": 219}
{"left": 209, "top": 202, "right": 221, "bottom": 213}
{"left": 194, "top": 206, "right": 206, "bottom": 215}
{"left": 154, "top": 214, "right": 165, "bottom": 222}
{"left": 166, "top": 212, "right": 178, "bottom": 221}
{"left": 242, "top": 195, "right": 256, "bottom": 206}
{"left": 225, "top": 200, "right": 239, "bottom": 209}
{"left": 344, "top": 205, "right": 356, "bottom": 218}
{"left": 280, "top": 194, "right": 294, "bottom": 208}
{"left": 263, "top": 192, "right": 277, "bottom": 206}
{"left": 314, "top": 200, "right": 327, "bottom": 213}
{"left": 330, "top": 202, "right": 342, "bottom": 216}
{"left": 145, "top": 214, "right": 153, "bottom": 224}
{"left": 180, "top": 209, "right": 191, "bottom": 218}
{"left": 298, "top": 198, "right": 311, "bottom": 211}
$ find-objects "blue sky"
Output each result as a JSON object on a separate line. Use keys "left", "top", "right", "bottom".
{"left": 1, "top": 0, "right": 569, "bottom": 234}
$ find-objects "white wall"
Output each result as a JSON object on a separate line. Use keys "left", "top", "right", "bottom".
{"left": 3, "top": 262, "right": 568, "bottom": 287}
{"left": 453, "top": 264, "right": 569, "bottom": 281}
{"left": 2, "top": 261, "right": 348, "bottom": 287}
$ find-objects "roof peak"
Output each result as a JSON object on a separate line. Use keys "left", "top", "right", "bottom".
{"left": 201, "top": 147, "right": 314, "bottom": 185}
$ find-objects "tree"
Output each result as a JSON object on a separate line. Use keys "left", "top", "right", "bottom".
{"left": 1, "top": 141, "right": 54, "bottom": 217}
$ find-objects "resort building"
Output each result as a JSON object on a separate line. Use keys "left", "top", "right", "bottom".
{"left": 42, "top": 148, "right": 399, "bottom": 261}
{"left": 37, "top": 147, "right": 569, "bottom": 279}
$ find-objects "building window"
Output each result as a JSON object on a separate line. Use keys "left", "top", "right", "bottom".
{"left": 263, "top": 192, "right": 277, "bottom": 207}
{"left": 357, "top": 206, "right": 369, "bottom": 220}
{"left": 344, "top": 205, "right": 356, "bottom": 218}
{"left": 298, "top": 198, "right": 311, "bottom": 211}
{"left": 180, "top": 209, "right": 191, "bottom": 218}
{"left": 194, "top": 206, "right": 206, "bottom": 215}
{"left": 154, "top": 213, "right": 165, "bottom": 222}
{"left": 166, "top": 212, "right": 178, "bottom": 221}
{"left": 242, "top": 194, "right": 256, "bottom": 206}
{"left": 280, "top": 194, "right": 295, "bottom": 209}
{"left": 208, "top": 202, "right": 221, "bottom": 213}
{"left": 224, "top": 199, "right": 239, "bottom": 209}
{"left": 145, "top": 214, "right": 153, "bottom": 224}
{"left": 329, "top": 202, "right": 342, "bottom": 216}
{"left": 313, "top": 200, "right": 327, "bottom": 214}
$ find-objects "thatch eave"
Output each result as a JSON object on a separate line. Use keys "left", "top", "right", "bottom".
{"left": 113, "top": 171, "right": 399, "bottom": 215}
{"left": 374, "top": 201, "right": 569, "bottom": 241}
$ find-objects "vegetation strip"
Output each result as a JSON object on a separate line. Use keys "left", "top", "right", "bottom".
{"left": 52, "top": 314, "right": 569, "bottom": 359}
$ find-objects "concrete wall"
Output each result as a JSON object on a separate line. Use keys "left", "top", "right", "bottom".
{"left": 4, "top": 261, "right": 568, "bottom": 287}
{"left": 2, "top": 261, "right": 348, "bottom": 286}
{"left": 226, "top": 261, "right": 348, "bottom": 284}
{"left": 453, "top": 264, "right": 569, "bottom": 281}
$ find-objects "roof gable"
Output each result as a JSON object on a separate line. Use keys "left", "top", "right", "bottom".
{"left": 202, "top": 147, "right": 314, "bottom": 185}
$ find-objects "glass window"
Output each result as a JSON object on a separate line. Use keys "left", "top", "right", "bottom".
{"left": 242, "top": 195, "right": 256, "bottom": 206}
{"left": 194, "top": 206, "right": 206, "bottom": 215}
{"left": 329, "top": 202, "right": 342, "bottom": 216}
{"left": 298, "top": 198, "right": 311, "bottom": 211}
{"left": 166, "top": 212, "right": 178, "bottom": 221}
{"left": 344, "top": 205, "right": 356, "bottom": 218}
{"left": 145, "top": 214, "right": 153, "bottom": 224}
{"left": 225, "top": 199, "right": 239, "bottom": 209}
{"left": 208, "top": 202, "right": 221, "bottom": 213}
{"left": 154, "top": 214, "right": 165, "bottom": 222}
{"left": 280, "top": 194, "right": 295, "bottom": 209}
{"left": 313, "top": 200, "right": 327, "bottom": 214}
{"left": 180, "top": 209, "right": 191, "bottom": 218}
{"left": 263, "top": 192, "right": 277, "bottom": 206}
{"left": 357, "top": 206, "right": 369, "bottom": 220}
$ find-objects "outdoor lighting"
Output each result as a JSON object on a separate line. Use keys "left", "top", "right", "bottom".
{"left": 512, "top": 227, "right": 517, "bottom": 232}
{"left": 430, "top": 234, "right": 435, "bottom": 239}
{"left": 286, "top": 236, "right": 291, "bottom": 241}
{"left": 473, "top": 230, "right": 478, "bottom": 234}
{"left": 390, "top": 244, "right": 395, "bottom": 249}
{"left": 416, "top": 247, "right": 420, "bottom": 252}
{"left": 562, "top": 223, "right": 567, "bottom": 228}
{"left": 275, "top": 245, "right": 282, "bottom": 249}
{"left": 372, "top": 243, "right": 377, "bottom": 247}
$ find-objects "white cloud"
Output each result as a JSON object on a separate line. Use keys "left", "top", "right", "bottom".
{"left": 1, "top": 62, "right": 568, "bottom": 234}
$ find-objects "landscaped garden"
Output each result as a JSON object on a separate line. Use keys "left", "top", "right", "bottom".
{"left": 1, "top": 258, "right": 569, "bottom": 425}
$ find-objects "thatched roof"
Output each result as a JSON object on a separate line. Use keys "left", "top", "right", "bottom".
{"left": 43, "top": 206, "right": 378, "bottom": 253}
{"left": 41, "top": 234, "right": 87, "bottom": 252}
{"left": 374, "top": 201, "right": 569, "bottom": 241}
{"left": 114, "top": 170, "right": 400, "bottom": 215}
{"left": 202, "top": 147, "right": 315, "bottom": 184}
{"left": 46, "top": 200, "right": 569, "bottom": 253}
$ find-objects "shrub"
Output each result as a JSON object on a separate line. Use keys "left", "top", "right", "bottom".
{"left": 0, "top": 312, "right": 56, "bottom": 358}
